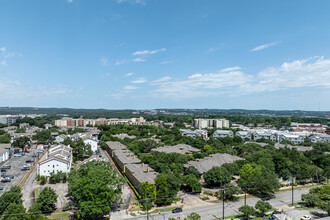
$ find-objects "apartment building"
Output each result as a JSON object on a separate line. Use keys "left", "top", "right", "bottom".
{"left": 194, "top": 118, "right": 230, "bottom": 129}
{"left": 179, "top": 129, "right": 208, "bottom": 139}
{"left": 213, "top": 130, "right": 234, "bottom": 138}
{"left": 235, "top": 131, "right": 252, "bottom": 140}
{"left": 291, "top": 122, "right": 326, "bottom": 133}
{"left": 38, "top": 145, "right": 73, "bottom": 177}
{"left": 105, "top": 141, "right": 158, "bottom": 194}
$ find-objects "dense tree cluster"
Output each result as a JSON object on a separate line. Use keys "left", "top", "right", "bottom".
{"left": 301, "top": 185, "right": 330, "bottom": 215}
{"left": 0, "top": 186, "right": 49, "bottom": 220}
{"left": 68, "top": 161, "right": 124, "bottom": 219}
{"left": 0, "top": 129, "right": 11, "bottom": 143}
{"left": 14, "top": 116, "right": 59, "bottom": 128}
{"left": 63, "top": 137, "right": 92, "bottom": 161}
{"left": 32, "top": 130, "right": 55, "bottom": 143}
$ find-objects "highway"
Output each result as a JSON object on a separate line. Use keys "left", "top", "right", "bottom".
{"left": 130, "top": 188, "right": 311, "bottom": 220}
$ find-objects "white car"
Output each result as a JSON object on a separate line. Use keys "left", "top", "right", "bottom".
{"left": 14, "top": 154, "right": 21, "bottom": 157}
{"left": 301, "top": 215, "right": 312, "bottom": 220}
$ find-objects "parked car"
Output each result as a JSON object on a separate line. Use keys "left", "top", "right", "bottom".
{"left": 26, "top": 160, "right": 34, "bottom": 163}
{"left": 0, "top": 186, "right": 3, "bottom": 190}
{"left": 1, "top": 177, "right": 11, "bottom": 182}
{"left": 21, "top": 167, "right": 30, "bottom": 171}
{"left": 32, "top": 155, "right": 38, "bottom": 158}
{"left": 272, "top": 210, "right": 281, "bottom": 214}
{"left": 0, "top": 169, "right": 7, "bottom": 173}
{"left": 14, "top": 153, "right": 21, "bottom": 157}
{"left": 261, "top": 194, "right": 276, "bottom": 201}
{"left": 99, "top": 155, "right": 102, "bottom": 158}
{"left": 301, "top": 215, "right": 312, "bottom": 220}
{"left": 172, "top": 207, "right": 182, "bottom": 213}
{"left": 4, "top": 175, "right": 14, "bottom": 179}
{"left": 1, "top": 165, "right": 11, "bottom": 169}
{"left": 1, "top": 173, "right": 4, "bottom": 177}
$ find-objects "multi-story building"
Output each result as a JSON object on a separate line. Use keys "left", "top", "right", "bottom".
{"left": 213, "top": 130, "right": 234, "bottom": 138}
{"left": 194, "top": 118, "right": 230, "bottom": 129}
{"left": 179, "top": 129, "right": 208, "bottom": 139}
{"left": 309, "top": 134, "right": 330, "bottom": 143}
{"left": 253, "top": 131, "right": 276, "bottom": 141}
{"left": 38, "top": 145, "right": 72, "bottom": 177}
{"left": 235, "top": 131, "right": 251, "bottom": 140}
{"left": 0, "top": 115, "right": 21, "bottom": 125}
{"left": 291, "top": 122, "right": 326, "bottom": 133}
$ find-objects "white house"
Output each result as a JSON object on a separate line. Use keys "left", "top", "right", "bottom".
{"left": 179, "top": 129, "right": 208, "bottom": 139}
{"left": 0, "top": 144, "right": 10, "bottom": 163}
{"left": 38, "top": 145, "right": 72, "bottom": 177}
{"left": 278, "top": 133, "right": 304, "bottom": 144}
{"left": 82, "top": 137, "right": 98, "bottom": 152}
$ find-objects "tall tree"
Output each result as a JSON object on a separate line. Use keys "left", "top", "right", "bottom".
{"left": 35, "top": 187, "right": 58, "bottom": 212}
{"left": 68, "top": 161, "right": 124, "bottom": 219}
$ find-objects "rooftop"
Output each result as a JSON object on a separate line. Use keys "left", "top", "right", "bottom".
{"left": 151, "top": 144, "right": 200, "bottom": 154}
{"left": 184, "top": 153, "right": 243, "bottom": 174}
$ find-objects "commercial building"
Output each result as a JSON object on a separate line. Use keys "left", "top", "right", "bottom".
{"left": 151, "top": 144, "right": 201, "bottom": 154}
{"left": 194, "top": 118, "right": 230, "bottom": 129}
{"left": 213, "top": 130, "right": 234, "bottom": 138}
{"left": 38, "top": 145, "right": 73, "bottom": 177}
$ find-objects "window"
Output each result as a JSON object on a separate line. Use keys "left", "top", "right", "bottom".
{"left": 48, "top": 165, "right": 50, "bottom": 167}
{"left": 57, "top": 164, "right": 59, "bottom": 166}
{"left": 53, "top": 165, "right": 55, "bottom": 168}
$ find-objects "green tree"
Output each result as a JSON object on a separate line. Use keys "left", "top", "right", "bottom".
{"left": 301, "top": 193, "right": 322, "bottom": 207}
{"left": 15, "top": 128, "right": 26, "bottom": 133}
{"left": 182, "top": 174, "right": 202, "bottom": 192}
{"left": 184, "top": 166, "right": 201, "bottom": 179}
{"left": 68, "top": 161, "right": 124, "bottom": 219}
{"left": 318, "top": 201, "right": 330, "bottom": 216}
{"left": 155, "top": 173, "right": 181, "bottom": 205}
{"left": 3, "top": 203, "right": 27, "bottom": 220}
{"left": 184, "top": 212, "right": 201, "bottom": 220}
{"left": 216, "top": 184, "right": 241, "bottom": 201}
{"left": 203, "top": 145, "right": 212, "bottom": 152}
{"left": 238, "top": 205, "right": 255, "bottom": 219}
{"left": 12, "top": 137, "right": 30, "bottom": 151}
{"left": 141, "top": 181, "right": 156, "bottom": 210}
{"left": 27, "top": 203, "right": 48, "bottom": 220}
{"left": 0, "top": 186, "right": 23, "bottom": 215}
{"left": 32, "top": 130, "right": 55, "bottom": 143}
{"left": 36, "top": 187, "right": 58, "bottom": 211}
{"left": 204, "top": 166, "right": 231, "bottom": 186}
{"left": 255, "top": 200, "right": 272, "bottom": 216}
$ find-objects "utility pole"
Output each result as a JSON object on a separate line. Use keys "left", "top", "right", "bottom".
{"left": 163, "top": 205, "right": 165, "bottom": 220}
{"left": 292, "top": 161, "right": 295, "bottom": 206}
{"left": 220, "top": 177, "right": 225, "bottom": 220}
{"left": 145, "top": 192, "right": 149, "bottom": 220}
{"left": 244, "top": 185, "right": 247, "bottom": 206}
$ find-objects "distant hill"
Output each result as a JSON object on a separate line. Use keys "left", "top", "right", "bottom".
{"left": 0, "top": 106, "right": 329, "bottom": 118}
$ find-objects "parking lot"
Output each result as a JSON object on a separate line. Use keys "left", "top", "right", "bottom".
{"left": 0, "top": 148, "right": 40, "bottom": 195}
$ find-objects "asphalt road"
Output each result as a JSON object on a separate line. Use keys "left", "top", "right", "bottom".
{"left": 0, "top": 149, "right": 38, "bottom": 195}
{"left": 130, "top": 188, "right": 311, "bottom": 220}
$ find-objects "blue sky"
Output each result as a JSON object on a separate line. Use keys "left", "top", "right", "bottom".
{"left": 1, "top": 0, "right": 330, "bottom": 110}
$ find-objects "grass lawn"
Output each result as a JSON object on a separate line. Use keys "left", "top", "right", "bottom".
{"left": 46, "top": 212, "right": 71, "bottom": 219}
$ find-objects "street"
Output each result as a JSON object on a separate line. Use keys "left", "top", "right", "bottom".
{"left": 129, "top": 188, "right": 311, "bottom": 220}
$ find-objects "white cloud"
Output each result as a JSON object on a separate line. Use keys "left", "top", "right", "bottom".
{"left": 132, "top": 48, "right": 166, "bottom": 56}
{"left": 160, "top": 60, "right": 174, "bottom": 64}
{"left": 116, "top": 0, "right": 146, "bottom": 5}
{"left": 125, "top": 72, "right": 134, "bottom": 76}
{"left": 124, "top": 85, "right": 138, "bottom": 90}
{"left": 0, "top": 47, "right": 21, "bottom": 66}
{"left": 103, "top": 73, "right": 110, "bottom": 77}
{"left": 100, "top": 57, "right": 109, "bottom": 66}
{"left": 133, "top": 58, "right": 146, "bottom": 62}
{"left": 131, "top": 77, "right": 147, "bottom": 84}
{"left": 150, "top": 76, "right": 172, "bottom": 85}
{"left": 251, "top": 41, "right": 280, "bottom": 51}
{"left": 150, "top": 57, "right": 330, "bottom": 99}
{"left": 115, "top": 59, "right": 129, "bottom": 65}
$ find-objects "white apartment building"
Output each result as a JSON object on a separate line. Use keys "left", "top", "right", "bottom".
{"left": 194, "top": 118, "right": 230, "bottom": 129}
{"left": 82, "top": 137, "right": 98, "bottom": 152}
{"left": 38, "top": 145, "right": 72, "bottom": 177}
{"left": 213, "top": 130, "right": 234, "bottom": 138}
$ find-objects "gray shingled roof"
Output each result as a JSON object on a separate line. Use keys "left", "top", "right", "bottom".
{"left": 184, "top": 153, "right": 243, "bottom": 174}
{"left": 151, "top": 144, "right": 201, "bottom": 154}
